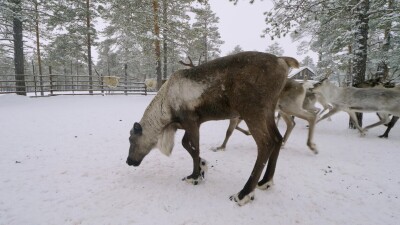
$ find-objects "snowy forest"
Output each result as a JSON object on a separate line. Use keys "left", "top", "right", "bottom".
{"left": 0, "top": 0, "right": 400, "bottom": 95}
{"left": 2, "top": 1, "right": 400, "bottom": 223}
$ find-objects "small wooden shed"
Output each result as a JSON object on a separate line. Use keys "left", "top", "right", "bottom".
{"left": 288, "top": 67, "right": 316, "bottom": 81}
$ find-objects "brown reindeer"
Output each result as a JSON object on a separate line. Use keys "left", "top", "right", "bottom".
{"left": 126, "top": 52, "right": 299, "bottom": 205}
{"left": 212, "top": 79, "right": 318, "bottom": 154}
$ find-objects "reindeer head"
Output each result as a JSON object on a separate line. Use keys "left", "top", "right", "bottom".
{"left": 314, "top": 78, "right": 328, "bottom": 86}
{"left": 310, "top": 78, "right": 331, "bottom": 95}
{"left": 310, "top": 78, "right": 338, "bottom": 103}
{"left": 126, "top": 122, "right": 155, "bottom": 167}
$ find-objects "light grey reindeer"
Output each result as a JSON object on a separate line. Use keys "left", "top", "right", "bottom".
{"left": 304, "top": 90, "right": 332, "bottom": 120}
{"left": 212, "top": 79, "right": 318, "bottom": 154}
{"left": 378, "top": 85, "right": 400, "bottom": 138}
{"left": 126, "top": 52, "right": 299, "bottom": 206}
{"left": 311, "top": 79, "right": 400, "bottom": 135}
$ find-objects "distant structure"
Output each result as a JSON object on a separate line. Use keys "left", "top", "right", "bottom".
{"left": 288, "top": 67, "right": 316, "bottom": 81}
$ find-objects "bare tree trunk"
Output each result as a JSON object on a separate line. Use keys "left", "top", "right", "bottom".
{"left": 350, "top": 0, "right": 370, "bottom": 129}
{"left": 162, "top": 0, "right": 168, "bottom": 80}
{"left": 86, "top": 0, "right": 93, "bottom": 94}
{"left": 381, "top": 0, "right": 393, "bottom": 81}
{"left": 34, "top": 0, "right": 43, "bottom": 96}
{"left": 12, "top": 0, "right": 26, "bottom": 95}
{"left": 153, "top": 0, "right": 162, "bottom": 90}
{"left": 346, "top": 45, "right": 352, "bottom": 87}
{"left": 352, "top": 0, "right": 369, "bottom": 85}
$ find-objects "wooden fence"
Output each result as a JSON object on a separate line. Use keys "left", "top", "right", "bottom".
{"left": 0, "top": 71, "right": 147, "bottom": 97}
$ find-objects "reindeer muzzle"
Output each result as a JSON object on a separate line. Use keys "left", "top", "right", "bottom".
{"left": 126, "top": 157, "right": 142, "bottom": 167}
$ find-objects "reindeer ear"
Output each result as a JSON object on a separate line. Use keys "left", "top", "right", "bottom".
{"left": 133, "top": 122, "right": 143, "bottom": 135}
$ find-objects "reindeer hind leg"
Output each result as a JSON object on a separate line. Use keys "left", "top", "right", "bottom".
{"left": 229, "top": 109, "right": 282, "bottom": 205}
{"left": 279, "top": 111, "right": 295, "bottom": 148}
{"left": 211, "top": 118, "right": 241, "bottom": 151}
{"left": 290, "top": 109, "right": 318, "bottom": 153}
{"left": 379, "top": 116, "right": 399, "bottom": 138}
{"left": 363, "top": 113, "right": 391, "bottom": 132}
{"left": 257, "top": 119, "right": 283, "bottom": 190}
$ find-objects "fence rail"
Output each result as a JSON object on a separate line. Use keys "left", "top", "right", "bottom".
{"left": 0, "top": 73, "right": 147, "bottom": 96}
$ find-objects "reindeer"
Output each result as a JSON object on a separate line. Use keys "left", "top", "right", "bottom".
{"left": 378, "top": 85, "right": 400, "bottom": 138}
{"left": 213, "top": 79, "right": 318, "bottom": 154}
{"left": 317, "top": 78, "right": 399, "bottom": 138}
{"left": 126, "top": 51, "right": 299, "bottom": 205}
{"left": 311, "top": 79, "right": 400, "bottom": 135}
{"left": 378, "top": 114, "right": 399, "bottom": 138}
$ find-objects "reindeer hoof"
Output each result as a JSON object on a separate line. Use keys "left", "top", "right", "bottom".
{"left": 210, "top": 146, "right": 225, "bottom": 152}
{"left": 182, "top": 159, "right": 208, "bottom": 185}
{"left": 308, "top": 143, "right": 318, "bottom": 154}
{"left": 182, "top": 176, "right": 202, "bottom": 185}
{"left": 200, "top": 158, "right": 208, "bottom": 176}
{"left": 229, "top": 191, "right": 255, "bottom": 206}
{"left": 257, "top": 179, "right": 274, "bottom": 190}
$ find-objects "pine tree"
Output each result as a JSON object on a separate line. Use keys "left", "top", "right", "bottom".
{"left": 227, "top": 45, "right": 243, "bottom": 55}
{"left": 190, "top": 2, "right": 224, "bottom": 64}
{"left": 301, "top": 56, "right": 316, "bottom": 71}
{"left": 160, "top": 0, "right": 192, "bottom": 79}
{"left": 265, "top": 42, "right": 284, "bottom": 56}
{"left": 263, "top": 0, "right": 400, "bottom": 83}
{"left": 8, "top": 0, "right": 26, "bottom": 95}
{"left": 44, "top": 0, "right": 99, "bottom": 76}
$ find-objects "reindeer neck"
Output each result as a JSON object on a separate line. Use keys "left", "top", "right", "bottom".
{"left": 140, "top": 84, "right": 172, "bottom": 137}
{"left": 323, "top": 83, "right": 342, "bottom": 102}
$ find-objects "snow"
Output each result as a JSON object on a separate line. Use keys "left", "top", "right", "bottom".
{"left": 1, "top": 94, "right": 399, "bottom": 225}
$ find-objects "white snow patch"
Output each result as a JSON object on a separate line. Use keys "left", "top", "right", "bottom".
{"left": 1, "top": 94, "right": 400, "bottom": 225}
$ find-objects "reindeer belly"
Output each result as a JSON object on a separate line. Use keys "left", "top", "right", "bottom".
{"left": 195, "top": 94, "right": 239, "bottom": 122}
{"left": 348, "top": 90, "right": 400, "bottom": 113}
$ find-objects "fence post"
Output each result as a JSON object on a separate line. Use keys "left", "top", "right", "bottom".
{"left": 39, "top": 72, "right": 44, "bottom": 96}
{"left": 64, "top": 66, "right": 67, "bottom": 92}
{"left": 124, "top": 64, "right": 128, "bottom": 95}
{"left": 100, "top": 74, "right": 104, "bottom": 94}
{"left": 49, "top": 66, "right": 53, "bottom": 95}
{"left": 32, "top": 60, "right": 37, "bottom": 97}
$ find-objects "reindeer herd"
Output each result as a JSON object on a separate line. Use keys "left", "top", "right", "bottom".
{"left": 125, "top": 51, "right": 399, "bottom": 206}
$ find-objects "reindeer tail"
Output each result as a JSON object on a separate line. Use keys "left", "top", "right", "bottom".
{"left": 279, "top": 57, "right": 300, "bottom": 69}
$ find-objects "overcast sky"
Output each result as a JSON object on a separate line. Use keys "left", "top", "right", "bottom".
{"left": 209, "top": 0, "right": 317, "bottom": 61}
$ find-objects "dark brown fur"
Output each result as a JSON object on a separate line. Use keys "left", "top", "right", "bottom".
{"left": 214, "top": 79, "right": 318, "bottom": 154}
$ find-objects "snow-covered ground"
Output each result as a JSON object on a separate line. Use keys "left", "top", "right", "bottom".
{"left": 1, "top": 94, "right": 399, "bottom": 225}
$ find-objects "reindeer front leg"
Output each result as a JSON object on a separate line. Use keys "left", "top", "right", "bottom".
{"left": 181, "top": 124, "right": 208, "bottom": 185}
{"left": 347, "top": 111, "right": 366, "bottom": 136}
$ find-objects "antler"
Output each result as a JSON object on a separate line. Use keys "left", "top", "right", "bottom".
{"left": 179, "top": 56, "right": 195, "bottom": 68}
